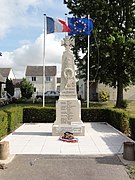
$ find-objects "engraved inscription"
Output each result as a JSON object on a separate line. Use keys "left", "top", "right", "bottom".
{"left": 60, "top": 101, "right": 76, "bottom": 124}
{"left": 56, "top": 127, "right": 81, "bottom": 133}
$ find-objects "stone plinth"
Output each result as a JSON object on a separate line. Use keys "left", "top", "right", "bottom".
{"left": 52, "top": 99, "right": 85, "bottom": 136}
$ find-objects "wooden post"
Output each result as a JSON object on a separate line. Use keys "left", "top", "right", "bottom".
{"left": 0, "top": 141, "right": 9, "bottom": 160}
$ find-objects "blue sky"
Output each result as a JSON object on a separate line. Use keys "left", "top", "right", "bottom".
{"left": 0, "top": 0, "right": 70, "bottom": 78}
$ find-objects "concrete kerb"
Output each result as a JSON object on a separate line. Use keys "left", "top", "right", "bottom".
{"left": 0, "top": 154, "right": 15, "bottom": 165}
{"left": 118, "top": 154, "right": 135, "bottom": 166}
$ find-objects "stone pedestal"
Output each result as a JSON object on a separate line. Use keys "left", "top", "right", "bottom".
{"left": 52, "top": 99, "right": 85, "bottom": 136}
{"left": 52, "top": 36, "right": 85, "bottom": 136}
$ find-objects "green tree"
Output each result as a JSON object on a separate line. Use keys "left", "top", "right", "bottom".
{"left": 6, "top": 78, "right": 14, "bottom": 97}
{"left": 64, "top": 0, "right": 135, "bottom": 108}
{"left": 20, "top": 78, "right": 34, "bottom": 99}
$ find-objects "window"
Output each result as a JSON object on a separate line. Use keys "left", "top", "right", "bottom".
{"left": 32, "top": 77, "right": 36, "bottom": 81}
{"left": 46, "top": 76, "right": 52, "bottom": 82}
{"left": 34, "top": 87, "right": 36, "bottom": 92}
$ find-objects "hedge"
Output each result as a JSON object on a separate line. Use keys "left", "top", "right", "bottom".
{"left": 23, "top": 107, "right": 129, "bottom": 133}
{"left": 129, "top": 116, "right": 135, "bottom": 140}
{"left": 0, "top": 111, "right": 8, "bottom": 140}
{"left": 4, "top": 106, "right": 23, "bottom": 132}
{"left": 23, "top": 107, "right": 56, "bottom": 123}
{"left": 0, "top": 105, "right": 130, "bottom": 140}
{"left": 0, "top": 106, "right": 23, "bottom": 140}
{"left": 82, "top": 108, "right": 129, "bottom": 133}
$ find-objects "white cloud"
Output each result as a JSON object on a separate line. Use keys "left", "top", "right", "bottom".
{"left": 0, "top": 0, "right": 68, "bottom": 78}
{"left": 1, "top": 33, "right": 64, "bottom": 78}
{"left": 0, "top": 0, "right": 56, "bottom": 39}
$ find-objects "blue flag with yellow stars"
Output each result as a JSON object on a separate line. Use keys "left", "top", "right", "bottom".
{"left": 68, "top": 17, "right": 93, "bottom": 35}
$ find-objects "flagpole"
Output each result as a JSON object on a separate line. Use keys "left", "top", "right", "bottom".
{"left": 43, "top": 14, "right": 46, "bottom": 107}
{"left": 87, "top": 14, "right": 90, "bottom": 108}
{"left": 65, "top": 13, "right": 67, "bottom": 37}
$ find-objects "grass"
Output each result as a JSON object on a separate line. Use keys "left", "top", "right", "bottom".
{"left": 127, "top": 166, "right": 135, "bottom": 179}
{"left": 82, "top": 101, "right": 115, "bottom": 108}
{"left": 126, "top": 101, "right": 135, "bottom": 116}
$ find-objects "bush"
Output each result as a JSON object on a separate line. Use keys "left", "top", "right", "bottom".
{"left": 4, "top": 106, "right": 23, "bottom": 132}
{"left": 120, "top": 99, "right": 128, "bottom": 108}
{"left": 82, "top": 107, "right": 129, "bottom": 133}
{"left": 107, "top": 108, "right": 129, "bottom": 133}
{"left": 99, "top": 90, "right": 110, "bottom": 102}
{"left": 129, "top": 116, "right": 135, "bottom": 140}
{"left": 81, "top": 108, "right": 109, "bottom": 122}
{"left": 23, "top": 106, "right": 129, "bottom": 134}
{"left": 23, "top": 107, "right": 56, "bottom": 123}
{"left": 0, "top": 111, "right": 8, "bottom": 140}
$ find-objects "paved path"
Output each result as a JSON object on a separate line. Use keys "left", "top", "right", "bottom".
{"left": 0, "top": 155, "right": 131, "bottom": 180}
{"left": 1, "top": 122, "right": 133, "bottom": 155}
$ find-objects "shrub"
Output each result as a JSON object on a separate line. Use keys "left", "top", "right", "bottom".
{"left": 120, "top": 99, "right": 128, "bottom": 109}
{"left": 82, "top": 107, "right": 129, "bottom": 133}
{"left": 107, "top": 108, "right": 129, "bottom": 133}
{"left": 0, "top": 111, "right": 8, "bottom": 140}
{"left": 4, "top": 106, "right": 23, "bottom": 132}
{"left": 23, "top": 107, "right": 56, "bottom": 123}
{"left": 99, "top": 90, "right": 110, "bottom": 102}
{"left": 129, "top": 116, "right": 135, "bottom": 140}
{"left": 23, "top": 106, "right": 129, "bottom": 134}
{"left": 81, "top": 108, "right": 109, "bottom": 122}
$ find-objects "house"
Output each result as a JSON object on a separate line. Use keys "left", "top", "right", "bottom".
{"left": 78, "top": 79, "right": 99, "bottom": 101}
{"left": 12, "top": 79, "right": 22, "bottom": 98}
{"left": 0, "top": 73, "right": 5, "bottom": 98}
{"left": 0, "top": 68, "right": 16, "bottom": 81}
{"left": 25, "top": 66, "right": 57, "bottom": 96}
{"left": 78, "top": 79, "right": 135, "bottom": 101}
{"left": 56, "top": 77, "right": 61, "bottom": 92}
{"left": 0, "top": 68, "right": 16, "bottom": 97}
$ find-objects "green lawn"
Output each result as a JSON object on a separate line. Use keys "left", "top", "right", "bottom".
{"left": 126, "top": 101, "right": 135, "bottom": 116}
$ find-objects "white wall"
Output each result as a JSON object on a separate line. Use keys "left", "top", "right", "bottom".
{"left": 8, "top": 69, "right": 16, "bottom": 80}
{"left": 14, "top": 88, "right": 21, "bottom": 98}
{"left": 26, "top": 75, "right": 57, "bottom": 95}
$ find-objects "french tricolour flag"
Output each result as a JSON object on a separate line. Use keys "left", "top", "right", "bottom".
{"left": 46, "top": 16, "right": 71, "bottom": 34}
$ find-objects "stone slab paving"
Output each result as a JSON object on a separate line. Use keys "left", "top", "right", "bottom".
{"left": 1, "top": 122, "right": 133, "bottom": 155}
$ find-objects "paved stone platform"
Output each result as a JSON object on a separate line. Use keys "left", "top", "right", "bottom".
{"left": 1, "top": 122, "right": 133, "bottom": 155}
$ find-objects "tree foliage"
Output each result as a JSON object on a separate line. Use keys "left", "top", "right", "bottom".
{"left": 64, "top": 0, "right": 135, "bottom": 107}
{"left": 20, "top": 78, "right": 34, "bottom": 99}
{"left": 6, "top": 78, "right": 14, "bottom": 97}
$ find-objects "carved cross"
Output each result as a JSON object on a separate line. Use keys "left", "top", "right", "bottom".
{"left": 61, "top": 36, "right": 74, "bottom": 51}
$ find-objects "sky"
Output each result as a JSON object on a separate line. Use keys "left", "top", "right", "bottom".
{"left": 0, "top": 0, "right": 70, "bottom": 78}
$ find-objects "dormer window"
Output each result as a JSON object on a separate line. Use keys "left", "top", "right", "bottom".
{"left": 46, "top": 76, "right": 52, "bottom": 82}
{"left": 32, "top": 76, "right": 36, "bottom": 81}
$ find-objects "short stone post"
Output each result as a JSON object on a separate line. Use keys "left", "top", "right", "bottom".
{"left": 0, "top": 141, "right": 9, "bottom": 160}
{"left": 123, "top": 141, "right": 135, "bottom": 161}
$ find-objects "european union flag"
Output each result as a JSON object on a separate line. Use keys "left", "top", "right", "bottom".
{"left": 68, "top": 17, "right": 93, "bottom": 35}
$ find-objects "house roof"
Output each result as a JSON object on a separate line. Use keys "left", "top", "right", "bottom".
{"left": 0, "top": 73, "right": 5, "bottom": 83}
{"left": 0, "top": 68, "right": 11, "bottom": 78}
{"left": 13, "top": 79, "right": 22, "bottom": 87}
{"left": 25, "top": 66, "right": 57, "bottom": 76}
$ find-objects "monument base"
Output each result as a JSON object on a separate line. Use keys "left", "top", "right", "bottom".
{"left": 52, "top": 122, "right": 85, "bottom": 136}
